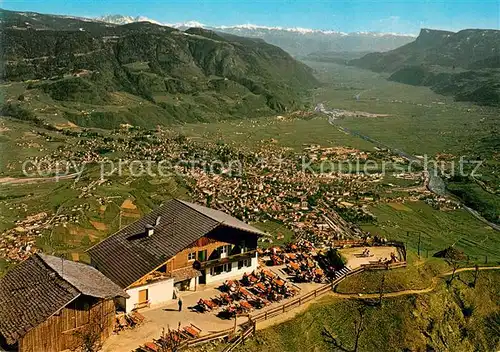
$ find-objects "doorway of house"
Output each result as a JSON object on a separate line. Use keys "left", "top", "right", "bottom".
{"left": 138, "top": 288, "right": 148, "bottom": 304}
{"left": 175, "top": 279, "right": 191, "bottom": 291}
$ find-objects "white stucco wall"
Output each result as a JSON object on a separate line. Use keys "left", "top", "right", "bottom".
{"left": 205, "top": 256, "right": 258, "bottom": 284}
{"left": 125, "top": 278, "right": 175, "bottom": 313}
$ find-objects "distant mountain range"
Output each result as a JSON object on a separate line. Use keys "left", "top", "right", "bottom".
{"left": 0, "top": 9, "right": 318, "bottom": 128}
{"left": 96, "top": 15, "right": 205, "bottom": 29}
{"left": 350, "top": 28, "right": 500, "bottom": 105}
{"left": 95, "top": 14, "right": 415, "bottom": 56}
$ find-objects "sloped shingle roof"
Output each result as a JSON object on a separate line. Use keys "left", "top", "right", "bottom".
{"left": 38, "top": 254, "right": 129, "bottom": 299}
{"left": 0, "top": 254, "right": 127, "bottom": 345}
{"left": 87, "top": 199, "right": 264, "bottom": 289}
{"left": 178, "top": 200, "right": 265, "bottom": 236}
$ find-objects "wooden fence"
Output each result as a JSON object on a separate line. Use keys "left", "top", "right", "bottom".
{"left": 360, "top": 261, "right": 407, "bottom": 271}
{"left": 332, "top": 239, "right": 370, "bottom": 247}
{"left": 222, "top": 321, "right": 256, "bottom": 352}
{"left": 177, "top": 327, "right": 235, "bottom": 350}
{"left": 251, "top": 266, "right": 366, "bottom": 323}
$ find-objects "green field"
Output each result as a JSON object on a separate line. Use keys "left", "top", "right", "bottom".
{"left": 177, "top": 115, "right": 375, "bottom": 152}
{"left": 0, "top": 169, "right": 189, "bottom": 264}
{"left": 360, "top": 201, "right": 500, "bottom": 263}
{"left": 306, "top": 61, "right": 499, "bottom": 158}
{"left": 252, "top": 220, "right": 295, "bottom": 248}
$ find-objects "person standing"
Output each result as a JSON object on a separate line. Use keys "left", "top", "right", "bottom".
{"left": 178, "top": 297, "right": 183, "bottom": 312}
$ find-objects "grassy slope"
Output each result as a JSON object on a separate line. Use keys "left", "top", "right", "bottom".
{"left": 1, "top": 62, "right": 499, "bottom": 273}
{"left": 335, "top": 253, "right": 449, "bottom": 294}
{"left": 0, "top": 167, "right": 189, "bottom": 268}
{"left": 237, "top": 270, "right": 500, "bottom": 352}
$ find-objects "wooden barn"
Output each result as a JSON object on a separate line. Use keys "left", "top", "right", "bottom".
{"left": 0, "top": 253, "right": 128, "bottom": 352}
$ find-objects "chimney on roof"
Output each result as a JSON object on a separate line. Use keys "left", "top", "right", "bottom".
{"left": 144, "top": 217, "right": 161, "bottom": 237}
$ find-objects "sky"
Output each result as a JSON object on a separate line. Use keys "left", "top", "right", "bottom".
{"left": 1, "top": 0, "right": 499, "bottom": 34}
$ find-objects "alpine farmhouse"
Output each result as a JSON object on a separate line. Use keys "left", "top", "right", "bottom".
{"left": 87, "top": 199, "right": 265, "bottom": 313}
{"left": 0, "top": 253, "right": 128, "bottom": 352}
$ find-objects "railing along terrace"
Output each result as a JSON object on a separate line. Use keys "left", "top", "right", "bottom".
{"left": 197, "top": 250, "right": 257, "bottom": 269}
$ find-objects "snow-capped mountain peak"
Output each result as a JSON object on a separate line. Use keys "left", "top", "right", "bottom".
{"left": 174, "top": 20, "right": 205, "bottom": 28}
{"left": 96, "top": 14, "right": 163, "bottom": 26}
{"left": 96, "top": 15, "right": 204, "bottom": 28}
{"left": 94, "top": 14, "right": 416, "bottom": 37}
{"left": 93, "top": 14, "right": 417, "bottom": 55}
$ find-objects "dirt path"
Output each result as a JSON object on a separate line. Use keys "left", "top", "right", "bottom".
{"left": 330, "top": 280, "right": 438, "bottom": 299}
{"left": 0, "top": 173, "right": 79, "bottom": 185}
{"left": 330, "top": 266, "right": 500, "bottom": 300}
{"left": 451, "top": 265, "right": 500, "bottom": 274}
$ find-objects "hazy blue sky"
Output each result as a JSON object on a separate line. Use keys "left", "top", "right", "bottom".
{"left": 2, "top": 0, "right": 499, "bottom": 34}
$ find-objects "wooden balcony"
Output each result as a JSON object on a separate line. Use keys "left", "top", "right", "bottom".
{"left": 196, "top": 250, "right": 257, "bottom": 270}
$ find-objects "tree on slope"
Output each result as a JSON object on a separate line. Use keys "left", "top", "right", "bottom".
{"left": 322, "top": 302, "right": 367, "bottom": 352}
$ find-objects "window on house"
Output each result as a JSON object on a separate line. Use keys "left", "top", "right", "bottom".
{"left": 239, "top": 240, "right": 248, "bottom": 253}
{"left": 239, "top": 259, "right": 251, "bottom": 269}
{"left": 188, "top": 252, "right": 196, "bottom": 261}
{"left": 198, "top": 250, "right": 207, "bottom": 262}
{"left": 224, "top": 263, "right": 232, "bottom": 272}
{"left": 211, "top": 265, "right": 224, "bottom": 276}
{"left": 219, "top": 245, "right": 232, "bottom": 255}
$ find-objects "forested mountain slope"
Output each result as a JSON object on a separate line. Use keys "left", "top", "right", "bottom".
{"left": 350, "top": 28, "right": 500, "bottom": 106}
{"left": 0, "top": 9, "right": 318, "bottom": 128}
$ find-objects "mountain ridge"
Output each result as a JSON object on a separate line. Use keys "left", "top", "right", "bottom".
{"left": 95, "top": 14, "right": 417, "bottom": 37}
{"left": 93, "top": 14, "right": 416, "bottom": 56}
{"left": 0, "top": 8, "right": 416, "bottom": 56}
{"left": 349, "top": 28, "right": 500, "bottom": 106}
{"left": 0, "top": 9, "right": 318, "bottom": 128}
{"left": 350, "top": 28, "right": 500, "bottom": 72}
